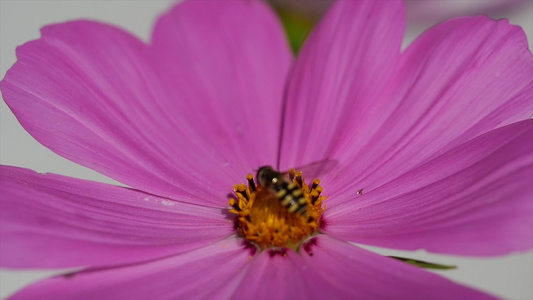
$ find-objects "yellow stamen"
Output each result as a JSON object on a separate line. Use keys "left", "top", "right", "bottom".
{"left": 228, "top": 170, "right": 326, "bottom": 251}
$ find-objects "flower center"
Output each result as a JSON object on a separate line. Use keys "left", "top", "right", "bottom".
{"left": 228, "top": 167, "right": 326, "bottom": 251}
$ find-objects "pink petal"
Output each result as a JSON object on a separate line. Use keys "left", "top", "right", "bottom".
{"left": 294, "top": 235, "right": 496, "bottom": 299}
{"left": 8, "top": 237, "right": 249, "bottom": 300}
{"left": 0, "top": 166, "right": 232, "bottom": 268}
{"left": 237, "top": 235, "right": 495, "bottom": 299}
{"left": 329, "top": 16, "right": 533, "bottom": 194}
{"left": 278, "top": 0, "right": 405, "bottom": 169}
{"left": 325, "top": 120, "right": 533, "bottom": 255}
{"left": 1, "top": 0, "right": 291, "bottom": 206}
{"left": 236, "top": 249, "right": 312, "bottom": 299}
{"left": 149, "top": 0, "right": 292, "bottom": 170}
{"left": 1, "top": 20, "right": 215, "bottom": 206}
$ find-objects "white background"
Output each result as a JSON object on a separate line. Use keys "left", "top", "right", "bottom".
{"left": 1, "top": 0, "right": 532, "bottom": 299}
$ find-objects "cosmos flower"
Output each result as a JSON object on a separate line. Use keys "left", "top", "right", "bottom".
{"left": 1, "top": 0, "right": 532, "bottom": 299}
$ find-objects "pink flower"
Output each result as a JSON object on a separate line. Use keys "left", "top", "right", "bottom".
{"left": 1, "top": 0, "right": 532, "bottom": 299}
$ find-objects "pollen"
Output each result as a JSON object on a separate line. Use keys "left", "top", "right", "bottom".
{"left": 228, "top": 169, "right": 326, "bottom": 251}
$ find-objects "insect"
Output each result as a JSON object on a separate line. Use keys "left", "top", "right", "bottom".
{"left": 257, "top": 166, "right": 308, "bottom": 214}
{"left": 256, "top": 159, "right": 337, "bottom": 215}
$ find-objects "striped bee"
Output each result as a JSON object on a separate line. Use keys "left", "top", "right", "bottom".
{"left": 256, "top": 159, "right": 337, "bottom": 215}
{"left": 257, "top": 166, "right": 307, "bottom": 214}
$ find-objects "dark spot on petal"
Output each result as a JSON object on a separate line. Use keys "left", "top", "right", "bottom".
{"left": 62, "top": 272, "right": 76, "bottom": 279}
{"left": 303, "top": 237, "right": 317, "bottom": 257}
{"left": 319, "top": 218, "right": 327, "bottom": 230}
{"left": 268, "top": 248, "right": 287, "bottom": 257}
{"left": 242, "top": 240, "right": 258, "bottom": 256}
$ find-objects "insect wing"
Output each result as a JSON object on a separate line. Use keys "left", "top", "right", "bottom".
{"left": 287, "top": 158, "right": 338, "bottom": 179}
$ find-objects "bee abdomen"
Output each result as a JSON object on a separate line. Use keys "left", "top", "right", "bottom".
{"left": 279, "top": 183, "right": 307, "bottom": 214}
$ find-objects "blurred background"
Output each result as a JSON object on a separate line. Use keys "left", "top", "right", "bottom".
{"left": 1, "top": 0, "right": 532, "bottom": 299}
{"left": 270, "top": 0, "right": 533, "bottom": 52}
